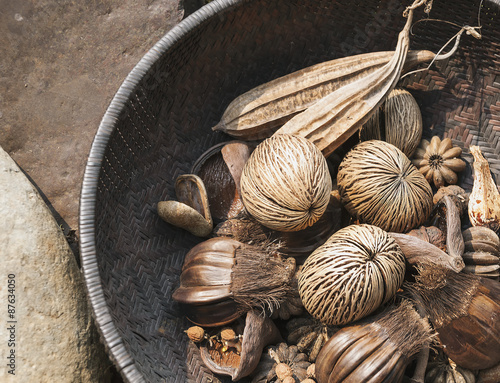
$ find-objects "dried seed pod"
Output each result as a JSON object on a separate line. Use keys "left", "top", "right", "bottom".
{"left": 157, "top": 174, "right": 213, "bottom": 237}
{"left": 407, "top": 225, "right": 446, "bottom": 251}
{"left": 337, "top": 140, "right": 433, "bottom": 233}
{"left": 240, "top": 134, "right": 332, "bottom": 232}
{"left": 299, "top": 224, "right": 406, "bottom": 326}
{"left": 408, "top": 264, "right": 500, "bottom": 370}
{"left": 274, "top": 0, "right": 432, "bottom": 157}
{"left": 412, "top": 136, "right": 466, "bottom": 189}
{"left": 433, "top": 185, "right": 469, "bottom": 216}
{"left": 200, "top": 310, "right": 283, "bottom": 381}
{"left": 315, "top": 300, "right": 433, "bottom": 383}
{"left": 271, "top": 267, "right": 304, "bottom": 321}
{"left": 286, "top": 315, "right": 337, "bottom": 362}
{"left": 360, "top": 88, "right": 422, "bottom": 157}
{"left": 185, "top": 326, "right": 206, "bottom": 343}
{"left": 265, "top": 343, "right": 312, "bottom": 383}
{"left": 172, "top": 237, "right": 296, "bottom": 326}
{"left": 192, "top": 141, "right": 255, "bottom": 223}
{"left": 462, "top": 226, "right": 500, "bottom": 280}
{"left": 468, "top": 145, "right": 500, "bottom": 234}
{"left": 425, "top": 350, "right": 476, "bottom": 383}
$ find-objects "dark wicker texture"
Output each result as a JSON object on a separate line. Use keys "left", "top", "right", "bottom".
{"left": 79, "top": 0, "right": 500, "bottom": 382}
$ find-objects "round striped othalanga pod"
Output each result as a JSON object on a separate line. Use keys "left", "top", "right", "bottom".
{"left": 360, "top": 88, "right": 423, "bottom": 158}
{"left": 298, "top": 224, "right": 406, "bottom": 326}
{"left": 337, "top": 140, "right": 433, "bottom": 233}
{"left": 315, "top": 300, "right": 433, "bottom": 383}
{"left": 240, "top": 134, "right": 332, "bottom": 232}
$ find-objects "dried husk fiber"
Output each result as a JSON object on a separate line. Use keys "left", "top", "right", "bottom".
{"left": 240, "top": 134, "right": 332, "bottom": 232}
{"left": 337, "top": 140, "right": 433, "bottom": 233}
{"left": 298, "top": 224, "right": 406, "bottom": 326}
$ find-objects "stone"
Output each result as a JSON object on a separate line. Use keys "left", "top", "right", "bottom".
{"left": 0, "top": 146, "right": 113, "bottom": 382}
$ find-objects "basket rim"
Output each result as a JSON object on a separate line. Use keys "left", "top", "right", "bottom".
{"left": 78, "top": 1, "right": 244, "bottom": 382}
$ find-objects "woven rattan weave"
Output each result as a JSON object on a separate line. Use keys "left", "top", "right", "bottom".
{"left": 79, "top": 0, "right": 500, "bottom": 382}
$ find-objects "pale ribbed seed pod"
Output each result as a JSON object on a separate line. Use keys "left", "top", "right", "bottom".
{"left": 240, "top": 134, "right": 332, "bottom": 232}
{"left": 298, "top": 224, "right": 406, "bottom": 326}
{"left": 360, "top": 87, "right": 422, "bottom": 157}
{"left": 337, "top": 140, "right": 433, "bottom": 233}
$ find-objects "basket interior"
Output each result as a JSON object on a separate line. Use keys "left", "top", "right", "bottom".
{"left": 85, "top": 0, "right": 500, "bottom": 381}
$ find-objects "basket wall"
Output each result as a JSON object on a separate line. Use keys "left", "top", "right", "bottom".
{"left": 79, "top": 0, "right": 500, "bottom": 382}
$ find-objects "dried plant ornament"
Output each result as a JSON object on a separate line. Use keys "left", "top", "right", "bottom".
{"left": 468, "top": 145, "right": 500, "bottom": 234}
{"left": 337, "top": 140, "right": 433, "bottom": 233}
{"left": 298, "top": 224, "right": 406, "bottom": 326}
{"left": 315, "top": 300, "right": 433, "bottom": 383}
{"left": 407, "top": 264, "right": 500, "bottom": 370}
{"left": 285, "top": 315, "right": 337, "bottom": 362}
{"left": 240, "top": 134, "right": 332, "bottom": 232}
{"left": 172, "top": 237, "right": 296, "bottom": 327}
{"left": 411, "top": 136, "right": 466, "bottom": 189}
{"left": 199, "top": 310, "right": 283, "bottom": 381}
{"left": 157, "top": 174, "right": 213, "bottom": 237}
{"left": 425, "top": 350, "right": 476, "bottom": 383}
{"left": 462, "top": 226, "right": 500, "bottom": 280}
{"left": 359, "top": 87, "right": 423, "bottom": 157}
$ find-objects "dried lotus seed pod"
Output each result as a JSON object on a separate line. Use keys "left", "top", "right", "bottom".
{"left": 240, "top": 134, "right": 332, "bottom": 232}
{"left": 360, "top": 88, "right": 422, "bottom": 157}
{"left": 298, "top": 224, "right": 406, "bottom": 326}
{"left": 337, "top": 140, "right": 433, "bottom": 233}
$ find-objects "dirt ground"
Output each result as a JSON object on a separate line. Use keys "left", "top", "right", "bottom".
{"left": 0, "top": 0, "right": 205, "bottom": 381}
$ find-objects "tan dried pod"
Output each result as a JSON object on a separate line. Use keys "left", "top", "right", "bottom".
{"left": 360, "top": 88, "right": 422, "bottom": 157}
{"left": 298, "top": 224, "right": 406, "bottom": 326}
{"left": 240, "top": 134, "right": 332, "bottom": 232}
{"left": 337, "top": 140, "right": 433, "bottom": 233}
{"left": 462, "top": 226, "right": 500, "bottom": 280}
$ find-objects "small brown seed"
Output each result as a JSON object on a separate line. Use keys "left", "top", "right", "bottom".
{"left": 186, "top": 326, "right": 205, "bottom": 343}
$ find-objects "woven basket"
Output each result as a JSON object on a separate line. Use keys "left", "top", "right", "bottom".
{"left": 79, "top": 0, "right": 500, "bottom": 382}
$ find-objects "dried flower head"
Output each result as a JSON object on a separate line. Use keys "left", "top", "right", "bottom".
{"left": 412, "top": 136, "right": 466, "bottom": 189}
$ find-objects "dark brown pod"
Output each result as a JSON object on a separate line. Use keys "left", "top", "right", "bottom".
{"left": 407, "top": 225, "right": 446, "bottom": 251}
{"left": 315, "top": 300, "right": 432, "bottom": 383}
{"left": 192, "top": 141, "right": 255, "bottom": 223}
{"left": 172, "top": 237, "right": 296, "bottom": 327}
{"left": 409, "top": 265, "right": 500, "bottom": 370}
{"left": 199, "top": 310, "right": 283, "bottom": 381}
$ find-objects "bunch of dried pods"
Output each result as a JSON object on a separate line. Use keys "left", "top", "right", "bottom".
{"left": 152, "top": 1, "right": 500, "bottom": 382}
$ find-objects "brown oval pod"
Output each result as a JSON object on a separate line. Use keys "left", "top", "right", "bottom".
{"left": 408, "top": 264, "right": 500, "bottom": 370}
{"left": 315, "top": 300, "right": 432, "bottom": 383}
{"left": 172, "top": 237, "right": 296, "bottom": 327}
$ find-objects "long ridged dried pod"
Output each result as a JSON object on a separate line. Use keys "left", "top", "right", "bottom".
{"left": 315, "top": 300, "right": 433, "bottom": 383}
{"left": 298, "top": 224, "right": 406, "bottom": 326}
{"left": 407, "top": 264, "right": 500, "bottom": 370}
{"left": 337, "top": 140, "right": 433, "bottom": 233}
{"left": 468, "top": 145, "right": 500, "bottom": 234}
{"left": 172, "top": 237, "right": 296, "bottom": 326}
{"left": 212, "top": 49, "right": 443, "bottom": 140}
{"left": 274, "top": 0, "right": 429, "bottom": 157}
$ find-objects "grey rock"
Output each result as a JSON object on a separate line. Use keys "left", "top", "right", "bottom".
{"left": 0, "top": 146, "right": 112, "bottom": 382}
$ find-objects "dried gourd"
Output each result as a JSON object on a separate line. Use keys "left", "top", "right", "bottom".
{"left": 298, "top": 224, "right": 406, "bottom": 326}
{"left": 274, "top": 0, "right": 430, "bottom": 157}
{"left": 240, "top": 134, "right": 332, "bottom": 232}
{"left": 337, "top": 140, "right": 433, "bottom": 233}
{"left": 359, "top": 87, "right": 422, "bottom": 157}
{"left": 468, "top": 145, "right": 500, "bottom": 234}
{"left": 462, "top": 226, "right": 500, "bottom": 280}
